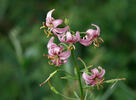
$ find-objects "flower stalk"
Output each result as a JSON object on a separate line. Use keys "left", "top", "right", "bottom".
{"left": 71, "top": 50, "right": 84, "bottom": 100}
{"left": 40, "top": 9, "right": 126, "bottom": 100}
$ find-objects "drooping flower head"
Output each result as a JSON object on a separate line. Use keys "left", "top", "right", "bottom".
{"left": 80, "top": 24, "right": 103, "bottom": 47}
{"left": 58, "top": 31, "right": 80, "bottom": 44}
{"left": 47, "top": 37, "right": 71, "bottom": 66}
{"left": 45, "top": 9, "right": 69, "bottom": 36}
{"left": 82, "top": 66, "right": 105, "bottom": 88}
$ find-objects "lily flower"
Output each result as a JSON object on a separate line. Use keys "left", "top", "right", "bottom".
{"left": 46, "top": 9, "right": 69, "bottom": 35}
{"left": 47, "top": 37, "right": 71, "bottom": 66}
{"left": 79, "top": 24, "right": 103, "bottom": 47}
{"left": 58, "top": 31, "right": 80, "bottom": 44}
{"left": 82, "top": 66, "right": 105, "bottom": 89}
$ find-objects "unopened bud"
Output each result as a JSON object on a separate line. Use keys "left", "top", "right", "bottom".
{"left": 64, "top": 18, "right": 69, "bottom": 25}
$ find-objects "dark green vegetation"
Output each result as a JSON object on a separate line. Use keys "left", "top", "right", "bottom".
{"left": 0, "top": 0, "right": 136, "bottom": 100}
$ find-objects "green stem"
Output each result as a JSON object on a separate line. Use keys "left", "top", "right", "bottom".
{"left": 71, "top": 50, "right": 84, "bottom": 100}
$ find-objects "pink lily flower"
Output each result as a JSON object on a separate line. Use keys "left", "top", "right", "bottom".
{"left": 79, "top": 24, "right": 100, "bottom": 46}
{"left": 46, "top": 9, "right": 69, "bottom": 35}
{"left": 82, "top": 66, "right": 105, "bottom": 87}
{"left": 58, "top": 31, "right": 80, "bottom": 44}
{"left": 47, "top": 37, "right": 71, "bottom": 66}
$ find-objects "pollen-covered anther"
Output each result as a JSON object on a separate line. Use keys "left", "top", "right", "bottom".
{"left": 44, "top": 29, "right": 47, "bottom": 35}
{"left": 47, "top": 31, "right": 53, "bottom": 38}
{"left": 43, "top": 54, "right": 48, "bottom": 57}
{"left": 68, "top": 44, "right": 75, "bottom": 50}
{"left": 95, "top": 78, "right": 104, "bottom": 90}
{"left": 48, "top": 56, "right": 58, "bottom": 60}
{"left": 48, "top": 61, "right": 54, "bottom": 65}
{"left": 40, "top": 22, "right": 46, "bottom": 29}
{"left": 98, "top": 37, "right": 104, "bottom": 44}
{"left": 56, "top": 58, "right": 59, "bottom": 66}
{"left": 93, "top": 37, "right": 104, "bottom": 48}
{"left": 93, "top": 39, "right": 100, "bottom": 48}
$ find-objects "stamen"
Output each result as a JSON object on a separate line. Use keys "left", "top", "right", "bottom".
{"left": 47, "top": 31, "right": 52, "bottom": 38}
{"left": 44, "top": 29, "right": 47, "bottom": 35}
{"left": 43, "top": 54, "right": 48, "bottom": 56}
{"left": 100, "top": 85, "right": 103, "bottom": 88}
{"left": 93, "top": 42, "right": 99, "bottom": 48}
{"left": 40, "top": 22, "right": 46, "bottom": 29}
{"left": 56, "top": 58, "right": 59, "bottom": 66}
{"left": 99, "top": 37, "right": 104, "bottom": 43}
{"left": 95, "top": 39, "right": 98, "bottom": 43}
{"left": 68, "top": 44, "right": 75, "bottom": 50}
{"left": 99, "top": 78, "right": 104, "bottom": 85}
{"left": 72, "top": 45, "right": 76, "bottom": 50}
{"left": 48, "top": 61, "right": 54, "bottom": 65}
{"left": 96, "top": 83, "right": 100, "bottom": 90}
{"left": 48, "top": 56, "right": 56, "bottom": 60}
{"left": 95, "top": 78, "right": 104, "bottom": 90}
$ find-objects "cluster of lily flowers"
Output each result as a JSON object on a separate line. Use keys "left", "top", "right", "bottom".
{"left": 40, "top": 9, "right": 105, "bottom": 88}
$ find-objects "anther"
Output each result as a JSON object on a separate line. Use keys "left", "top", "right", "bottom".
{"left": 44, "top": 29, "right": 47, "bottom": 35}
{"left": 40, "top": 22, "right": 46, "bottom": 29}
{"left": 43, "top": 54, "right": 48, "bottom": 56}
{"left": 48, "top": 61, "right": 54, "bottom": 65}
{"left": 48, "top": 56, "right": 56, "bottom": 60}
{"left": 93, "top": 42, "right": 99, "bottom": 48}
{"left": 47, "top": 31, "right": 52, "bottom": 38}
{"left": 99, "top": 37, "right": 104, "bottom": 43}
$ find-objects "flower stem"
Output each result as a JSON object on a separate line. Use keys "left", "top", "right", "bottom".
{"left": 71, "top": 50, "right": 84, "bottom": 100}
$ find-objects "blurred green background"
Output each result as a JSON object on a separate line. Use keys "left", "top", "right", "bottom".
{"left": 0, "top": 0, "right": 136, "bottom": 100}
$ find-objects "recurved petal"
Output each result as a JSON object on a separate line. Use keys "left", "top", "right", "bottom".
{"left": 47, "top": 37, "right": 56, "bottom": 49}
{"left": 82, "top": 72, "right": 93, "bottom": 84}
{"left": 59, "top": 50, "right": 71, "bottom": 60}
{"left": 79, "top": 39, "right": 93, "bottom": 46}
{"left": 53, "top": 46, "right": 62, "bottom": 54}
{"left": 86, "top": 29, "right": 96, "bottom": 38}
{"left": 46, "top": 9, "right": 55, "bottom": 21}
{"left": 63, "top": 59, "right": 68, "bottom": 64}
{"left": 98, "top": 66, "right": 105, "bottom": 78}
{"left": 86, "top": 29, "right": 95, "bottom": 34}
{"left": 91, "top": 68, "right": 99, "bottom": 78}
{"left": 66, "top": 32, "right": 72, "bottom": 41}
{"left": 91, "top": 24, "right": 100, "bottom": 36}
{"left": 75, "top": 31, "right": 80, "bottom": 41}
{"left": 54, "top": 26, "right": 69, "bottom": 33}
{"left": 52, "top": 19, "right": 63, "bottom": 28}
{"left": 57, "top": 34, "right": 66, "bottom": 42}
